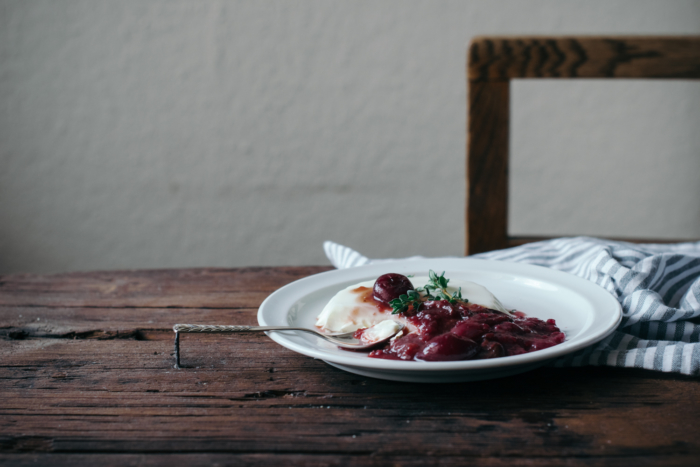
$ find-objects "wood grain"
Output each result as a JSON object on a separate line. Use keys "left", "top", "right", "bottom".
{"left": 2, "top": 454, "right": 698, "bottom": 467}
{"left": 1, "top": 267, "right": 699, "bottom": 465}
{"left": 466, "top": 81, "right": 509, "bottom": 255}
{"left": 468, "top": 36, "right": 700, "bottom": 81}
{"left": 465, "top": 36, "right": 700, "bottom": 255}
{"left": 0, "top": 266, "right": 331, "bottom": 308}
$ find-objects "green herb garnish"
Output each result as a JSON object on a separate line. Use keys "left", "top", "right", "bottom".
{"left": 424, "top": 270, "right": 466, "bottom": 304}
{"left": 389, "top": 270, "right": 468, "bottom": 315}
{"left": 389, "top": 290, "right": 422, "bottom": 315}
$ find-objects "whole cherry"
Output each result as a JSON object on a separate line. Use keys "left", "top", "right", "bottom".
{"left": 372, "top": 273, "right": 414, "bottom": 304}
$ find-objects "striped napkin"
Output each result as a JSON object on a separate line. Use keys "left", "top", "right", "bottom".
{"left": 323, "top": 237, "right": 700, "bottom": 375}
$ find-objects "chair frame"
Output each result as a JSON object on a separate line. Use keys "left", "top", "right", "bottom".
{"left": 466, "top": 36, "right": 700, "bottom": 255}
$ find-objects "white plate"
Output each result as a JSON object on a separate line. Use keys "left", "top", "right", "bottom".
{"left": 257, "top": 258, "right": 621, "bottom": 383}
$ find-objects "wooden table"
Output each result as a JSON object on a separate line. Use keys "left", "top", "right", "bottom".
{"left": 1, "top": 267, "right": 698, "bottom": 466}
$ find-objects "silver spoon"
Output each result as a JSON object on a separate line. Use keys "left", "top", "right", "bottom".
{"left": 172, "top": 323, "right": 404, "bottom": 369}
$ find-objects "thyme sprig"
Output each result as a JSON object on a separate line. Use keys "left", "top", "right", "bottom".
{"left": 389, "top": 290, "right": 422, "bottom": 315}
{"left": 388, "top": 270, "right": 468, "bottom": 315}
{"left": 423, "top": 270, "right": 464, "bottom": 303}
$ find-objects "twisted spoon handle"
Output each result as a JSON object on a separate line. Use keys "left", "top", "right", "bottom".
{"left": 174, "top": 324, "right": 255, "bottom": 333}
{"left": 172, "top": 324, "right": 315, "bottom": 333}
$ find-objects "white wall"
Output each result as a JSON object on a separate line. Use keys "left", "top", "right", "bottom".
{"left": 1, "top": 0, "right": 699, "bottom": 273}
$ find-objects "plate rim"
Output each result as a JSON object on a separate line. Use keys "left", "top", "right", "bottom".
{"left": 257, "top": 258, "right": 622, "bottom": 372}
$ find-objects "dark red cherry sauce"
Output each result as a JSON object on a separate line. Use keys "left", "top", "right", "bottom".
{"left": 355, "top": 298, "right": 565, "bottom": 362}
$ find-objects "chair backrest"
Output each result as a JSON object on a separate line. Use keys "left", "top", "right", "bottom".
{"left": 466, "top": 36, "right": 700, "bottom": 255}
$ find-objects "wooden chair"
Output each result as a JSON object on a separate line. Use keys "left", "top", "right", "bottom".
{"left": 466, "top": 36, "right": 700, "bottom": 255}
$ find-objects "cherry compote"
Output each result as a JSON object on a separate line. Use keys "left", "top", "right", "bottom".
{"left": 365, "top": 275, "right": 565, "bottom": 362}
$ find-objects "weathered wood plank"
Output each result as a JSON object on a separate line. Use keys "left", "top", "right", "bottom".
{"left": 2, "top": 453, "right": 698, "bottom": 467}
{"left": 0, "top": 306, "right": 260, "bottom": 340}
{"left": 468, "top": 36, "right": 700, "bottom": 81}
{"left": 1, "top": 336, "right": 698, "bottom": 459}
{"left": 0, "top": 267, "right": 332, "bottom": 308}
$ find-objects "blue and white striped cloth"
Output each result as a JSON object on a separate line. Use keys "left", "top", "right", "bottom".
{"left": 324, "top": 237, "right": 700, "bottom": 375}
